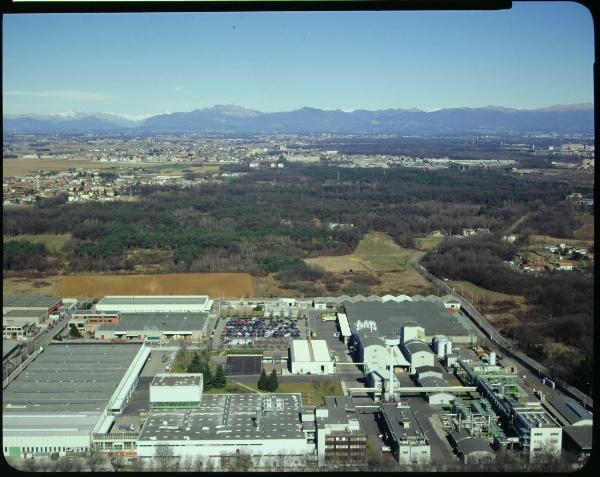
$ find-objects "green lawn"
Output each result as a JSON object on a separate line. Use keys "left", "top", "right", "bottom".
{"left": 224, "top": 348, "right": 264, "bottom": 355}
{"left": 3, "top": 233, "right": 71, "bottom": 253}
{"left": 205, "top": 378, "right": 344, "bottom": 404}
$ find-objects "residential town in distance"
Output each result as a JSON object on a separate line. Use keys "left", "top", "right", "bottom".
{"left": 2, "top": 290, "right": 592, "bottom": 472}
{"left": 3, "top": 132, "right": 594, "bottom": 206}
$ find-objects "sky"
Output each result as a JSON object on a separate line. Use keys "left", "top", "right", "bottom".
{"left": 2, "top": 2, "right": 595, "bottom": 117}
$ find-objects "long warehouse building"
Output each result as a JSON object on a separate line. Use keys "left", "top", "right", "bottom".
{"left": 94, "top": 295, "right": 213, "bottom": 314}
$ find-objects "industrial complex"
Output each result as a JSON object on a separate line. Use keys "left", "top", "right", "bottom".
{"left": 2, "top": 291, "right": 593, "bottom": 471}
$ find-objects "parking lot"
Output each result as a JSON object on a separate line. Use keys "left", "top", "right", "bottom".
{"left": 211, "top": 313, "right": 308, "bottom": 349}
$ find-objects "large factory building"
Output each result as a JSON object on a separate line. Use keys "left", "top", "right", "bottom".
{"left": 2, "top": 343, "right": 149, "bottom": 459}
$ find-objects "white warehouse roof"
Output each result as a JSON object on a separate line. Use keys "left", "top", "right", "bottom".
{"left": 337, "top": 313, "right": 352, "bottom": 337}
{"left": 291, "top": 340, "right": 332, "bottom": 363}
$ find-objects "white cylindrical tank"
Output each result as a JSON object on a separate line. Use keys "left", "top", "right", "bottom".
{"left": 489, "top": 351, "right": 496, "bottom": 366}
{"left": 445, "top": 341, "right": 453, "bottom": 355}
{"left": 433, "top": 336, "right": 448, "bottom": 357}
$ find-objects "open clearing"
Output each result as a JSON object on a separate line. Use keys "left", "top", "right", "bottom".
{"left": 3, "top": 158, "right": 173, "bottom": 177}
{"left": 572, "top": 214, "right": 594, "bottom": 241}
{"left": 305, "top": 232, "right": 432, "bottom": 295}
{"left": 415, "top": 236, "right": 444, "bottom": 252}
{"left": 55, "top": 272, "right": 253, "bottom": 298}
{"left": 3, "top": 233, "right": 71, "bottom": 253}
{"left": 210, "top": 380, "right": 344, "bottom": 404}
{"left": 529, "top": 234, "right": 593, "bottom": 248}
{"left": 447, "top": 279, "right": 529, "bottom": 326}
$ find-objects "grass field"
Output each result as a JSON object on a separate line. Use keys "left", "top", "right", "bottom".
{"left": 219, "top": 379, "right": 344, "bottom": 404}
{"left": 55, "top": 272, "right": 253, "bottom": 297}
{"left": 305, "top": 232, "right": 432, "bottom": 295}
{"left": 415, "top": 235, "right": 444, "bottom": 252}
{"left": 572, "top": 214, "right": 594, "bottom": 241}
{"left": 3, "top": 233, "right": 71, "bottom": 253}
{"left": 529, "top": 235, "right": 593, "bottom": 248}
{"left": 447, "top": 279, "right": 529, "bottom": 327}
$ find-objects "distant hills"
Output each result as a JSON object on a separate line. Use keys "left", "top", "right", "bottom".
{"left": 3, "top": 103, "right": 594, "bottom": 134}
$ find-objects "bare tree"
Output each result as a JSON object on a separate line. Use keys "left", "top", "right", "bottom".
{"left": 192, "top": 456, "right": 204, "bottom": 472}
{"left": 129, "top": 457, "right": 146, "bottom": 472}
{"left": 71, "top": 458, "right": 84, "bottom": 472}
{"left": 54, "top": 456, "right": 75, "bottom": 472}
{"left": 87, "top": 447, "right": 105, "bottom": 472}
{"left": 22, "top": 458, "right": 39, "bottom": 472}
{"left": 155, "top": 444, "right": 177, "bottom": 472}
{"left": 204, "top": 457, "right": 215, "bottom": 472}
{"left": 111, "top": 454, "right": 125, "bottom": 472}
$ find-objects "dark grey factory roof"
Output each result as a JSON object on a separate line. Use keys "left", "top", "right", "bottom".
{"left": 415, "top": 365, "right": 444, "bottom": 375}
{"left": 450, "top": 430, "right": 494, "bottom": 455}
{"left": 139, "top": 394, "right": 305, "bottom": 441}
{"left": 360, "top": 336, "right": 386, "bottom": 348}
{"left": 3, "top": 309, "right": 47, "bottom": 319}
{"left": 3, "top": 294, "right": 61, "bottom": 309}
{"left": 404, "top": 339, "right": 433, "bottom": 355}
{"left": 321, "top": 396, "right": 355, "bottom": 426}
{"left": 344, "top": 301, "right": 470, "bottom": 338}
{"left": 2, "top": 343, "right": 143, "bottom": 413}
{"left": 417, "top": 375, "right": 448, "bottom": 388}
{"left": 2, "top": 339, "right": 20, "bottom": 359}
{"left": 548, "top": 395, "right": 593, "bottom": 426}
{"left": 96, "top": 312, "right": 207, "bottom": 333}
{"left": 563, "top": 425, "right": 593, "bottom": 451}
{"left": 380, "top": 403, "right": 428, "bottom": 441}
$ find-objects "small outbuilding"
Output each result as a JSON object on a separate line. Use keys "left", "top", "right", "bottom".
{"left": 290, "top": 339, "right": 335, "bottom": 374}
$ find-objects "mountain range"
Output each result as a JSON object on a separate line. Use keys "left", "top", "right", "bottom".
{"left": 3, "top": 103, "right": 594, "bottom": 134}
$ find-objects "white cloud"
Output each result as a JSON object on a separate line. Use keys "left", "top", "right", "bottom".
{"left": 5, "top": 90, "right": 113, "bottom": 101}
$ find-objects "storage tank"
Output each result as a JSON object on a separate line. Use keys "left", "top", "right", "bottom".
{"left": 489, "top": 351, "right": 496, "bottom": 366}
{"left": 433, "top": 336, "right": 448, "bottom": 357}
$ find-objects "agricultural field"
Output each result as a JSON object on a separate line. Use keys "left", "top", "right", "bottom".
{"left": 3, "top": 233, "right": 71, "bottom": 253}
{"left": 305, "top": 232, "right": 432, "bottom": 295}
{"left": 3, "top": 158, "right": 127, "bottom": 177}
{"left": 3, "top": 275, "right": 60, "bottom": 295}
{"left": 55, "top": 272, "right": 253, "bottom": 297}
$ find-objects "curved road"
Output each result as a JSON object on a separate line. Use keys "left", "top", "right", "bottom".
{"left": 411, "top": 253, "right": 593, "bottom": 411}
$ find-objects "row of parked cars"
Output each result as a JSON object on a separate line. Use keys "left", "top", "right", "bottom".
{"left": 223, "top": 317, "right": 301, "bottom": 339}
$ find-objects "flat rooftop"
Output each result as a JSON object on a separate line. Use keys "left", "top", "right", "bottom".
{"left": 516, "top": 409, "right": 560, "bottom": 429}
{"left": 2, "top": 343, "right": 143, "bottom": 414}
{"left": 3, "top": 339, "right": 21, "bottom": 359}
{"left": 381, "top": 403, "right": 428, "bottom": 442}
{"left": 344, "top": 301, "right": 471, "bottom": 338}
{"left": 96, "top": 295, "right": 209, "bottom": 306}
{"left": 3, "top": 294, "right": 61, "bottom": 309}
{"left": 321, "top": 396, "right": 355, "bottom": 426}
{"left": 139, "top": 393, "right": 305, "bottom": 441}
{"left": 291, "top": 339, "right": 331, "bottom": 363}
{"left": 96, "top": 312, "right": 207, "bottom": 333}
{"left": 151, "top": 374, "right": 203, "bottom": 387}
{"left": 3, "top": 309, "right": 46, "bottom": 319}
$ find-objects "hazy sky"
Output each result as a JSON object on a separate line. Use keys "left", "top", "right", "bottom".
{"left": 2, "top": 2, "right": 594, "bottom": 117}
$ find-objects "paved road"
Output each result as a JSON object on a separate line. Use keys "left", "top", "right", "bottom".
{"left": 412, "top": 254, "right": 593, "bottom": 410}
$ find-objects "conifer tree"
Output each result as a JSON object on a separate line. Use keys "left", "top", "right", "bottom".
{"left": 258, "top": 368, "right": 268, "bottom": 390}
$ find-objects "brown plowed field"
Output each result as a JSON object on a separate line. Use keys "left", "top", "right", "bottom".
{"left": 56, "top": 272, "right": 253, "bottom": 298}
